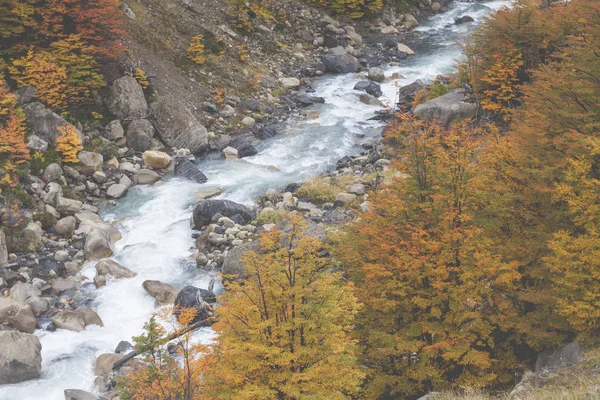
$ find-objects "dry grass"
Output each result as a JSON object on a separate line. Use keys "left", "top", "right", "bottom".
{"left": 296, "top": 175, "right": 356, "bottom": 205}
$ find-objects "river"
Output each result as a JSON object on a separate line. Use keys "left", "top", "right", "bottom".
{"left": 0, "top": 1, "right": 511, "bottom": 398}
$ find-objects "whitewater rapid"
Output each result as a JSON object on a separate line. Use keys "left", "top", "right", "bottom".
{"left": 0, "top": 1, "right": 512, "bottom": 398}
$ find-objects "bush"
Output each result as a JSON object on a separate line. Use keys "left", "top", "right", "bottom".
{"left": 256, "top": 208, "right": 289, "bottom": 225}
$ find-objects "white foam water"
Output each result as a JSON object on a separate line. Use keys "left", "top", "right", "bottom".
{"left": 0, "top": 1, "right": 512, "bottom": 398}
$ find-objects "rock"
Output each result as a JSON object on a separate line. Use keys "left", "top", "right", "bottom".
{"left": 126, "top": 119, "right": 155, "bottom": 152}
{"left": 75, "top": 212, "right": 121, "bottom": 243}
{"left": 23, "top": 222, "right": 43, "bottom": 251}
{"left": 322, "top": 54, "right": 361, "bottom": 73}
{"left": 115, "top": 341, "right": 133, "bottom": 354}
{"left": 239, "top": 98, "right": 273, "bottom": 114}
{"left": 15, "top": 86, "right": 37, "bottom": 104}
{"left": 92, "top": 171, "right": 107, "bottom": 184}
{"left": 359, "top": 94, "right": 385, "bottom": 107}
{"left": 368, "top": 67, "right": 385, "bottom": 83}
{"left": 22, "top": 102, "right": 80, "bottom": 146}
{"left": 0, "top": 231, "right": 7, "bottom": 267}
{"left": 241, "top": 116, "right": 255, "bottom": 128}
{"left": 404, "top": 14, "right": 419, "bottom": 29}
{"left": 192, "top": 199, "right": 255, "bottom": 229}
{"left": 51, "top": 278, "right": 77, "bottom": 292}
{"left": 0, "top": 298, "right": 37, "bottom": 333}
{"left": 104, "top": 120, "right": 124, "bottom": 141}
{"left": 431, "top": 2, "right": 441, "bottom": 11}
{"left": 142, "top": 150, "right": 171, "bottom": 169}
{"left": 74, "top": 306, "right": 103, "bottom": 327}
{"left": 397, "top": 43, "right": 415, "bottom": 55}
{"left": 195, "top": 186, "right": 222, "bottom": 200}
{"left": 455, "top": 15, "right": 474, "bottom": 25}
{"left": 54, "top": 250, "right": 69, "bottom": 262}
{"left": 396, "top": 79, "right": 426, "bottom": 110}
{"left": 43, "top": 163, "right": 63, "bottom": 182}
{"left": 9, "top": 282, "right": 41, "bottom": 303}
{"left": 218, "top": 104, "right": 235, "bottom": 118}
{"left": 230, "top": 136, "right": 258, "bottom": 158}
{"left": 344, "top": 26, "right": 363, "bottom": 47}
{"left": 52, "top": 310, "right": 86, "bottom": 332}
{"left": 279, "top": 77, "right": 301, "bottom": 90}
{"left": 27, "top": 135, "right": 49, "bottom": 153}
{"left": 335, "top": 192, "right": 357, "bottom": 204}
{"left": 150, "top": 96, "right": 208, "bottom": 154}
{"left": 142, "top": 280, "right": 180, "bottom": 306}
{"left": 94, "top": 353, "right": 122, "bottom": 376}
{"left": 84, "top": 228, "right": 113, "bottom": 260}
{"left": 94, "top": 275, "right": 106, "bottom": 288}
{"left": 381, "top": 26, "right": 398, "bottom": 35}
{"left": 413, "top": 89, "right": 478, "bottom": 128}
{"left": 535, "top": 343, "right": 583, "bottom": 373}
{"left": 25, "top": 296, "right": 49, "bottom": 317}
{"left": 64, "top": 389, "right": 98, "bottom": 400}
{"left": 106, "top": 184, "right": 128, "bottom": 199}
{"left": 77, "top": 151, "right": 104, "bottom": 169}
{"left": 347, "top": 183, "right": 366, "bottom": 195}
{"left": 55, "top": 216, "right": 77, "bottom": 238}
{"left": 256, "top": 124, "right": 280, "bottom": 140}
{"left": 119, "top": 174, "right": 133, "bottom": 188}
{"left": 105, "top": 76, "right": 148, "bottom": 119}
{"left": 223, "top": 146, "right": 239, "bottom": 160}
{"left": 0, "top": 331, "right": 42, "bottom": 384}
{"left": 354, "top": 81, "right": 383, "bottom": 97}
{"left": 173, "top": 286, "right": 212, "bottom": 322}
{"left": 173, "top": 158, "right": 208, "bottom": 183}
{"left": 222, "top": 241, "right": 260, "bottom": 278}
{"left": 56, "top": 196, "right": 83, "bottom": 216}
{"left": 136, "top": 169, "right": 161, "bottom": 185}
{"left": 95, "top": 259, "right": 136, "bottom": 279}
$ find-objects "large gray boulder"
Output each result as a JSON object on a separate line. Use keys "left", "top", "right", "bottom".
{"left": 174, "top": 158, "right": 208, "bottom": 184}
{"left": 95, "top": 259, "right": 136, "bottom": 279}
{"left": 104, "top": 120, "right": 124, "bottom": 141}
{"left": 105, "top": 76, "right": 148, "bottom": 120}
{"left": 142, "top": 280, "right": 180, "bottom": 306}
{"left": 535, "top": 342, "right": 583, "bottom": 373}
{"left": 0, "top": 230, "right": 7, "bottom": 267}
{"left": 322, "top": 54, "right": 361, "bottom": 73}
{"left": 84, "top": 228, "right": 113, "bottom": 260}
{"left": 173, "top": 286, "right": 212, "bottom": 322}
{"left": 150, "top": 96, "right": 208, "bottom": 154}
{"left": 52, "top": 310, "right": 86, "bottom": 332}
{"left": 22, "top": 102, "right": 81, "bottom": 146}
{"left": 0, "top": 298, "right": 37, "bottom": 333}
{"left": 64, "top": 389, "right": 98, "bottom": 400}
{"left": 353, "top": 81, "right": 383, "bottom": 98}
{"left": 126, "top": 119, "right": 155, "bottom": 152}
{"left": 191, "top": 199, "right": 255, "bottom": 229}
{"left": 413, "top": 89, "right": 478, "bottom": 128}
{"left": 0, "top": 331, "right": 42, "bottom": 384}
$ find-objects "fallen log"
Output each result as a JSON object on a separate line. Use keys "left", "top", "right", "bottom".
{"left": 112, "top": 317, "right": 213, "bottom": 371}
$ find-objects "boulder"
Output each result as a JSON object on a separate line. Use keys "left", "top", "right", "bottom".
{"left": 27, "top": 135, "right": 49, "bottom": 153}
{"left": 0, "top": 298, "right": 37, "bottom": 333}
{"left": 404, "top": 14, "right": 419, "bottom": 29}
{"left": 55, "top": 216, "right": 77, "bottom": 237}
{"left": 25, "top": 296, "right": 49, "bottom": 317}
{"left": 77, "top": 151, "right": 104, "bottom": 169}
{"left": 74, "top": 306, "right": 103, "bottom": 327}
{"left": 279, "top": 77, "right": 301, "bottom": 90}
{"left": 136, "top": 169, "right": 161, "bottom": 185}
{"left": 43, "top": 163, "right": 63, "bottom": 182}
{"left": 51, "top": 278, "right": 77, "bottom": 292}
{"left": 95, "top": 353, "right": 122, "bottom": 376}
{"left": 192, "top": 199, "right": 255, "bottom": 229}
{"left": 64, "top": 389, "right": 98, "bottom": 400}
{"left": 142, "top": 150, "right": 171, "bottom": 169}
{"left": 126, "top": 119, "right": 155, "bottom": 152}
{"left": 23, "top": 222, "right": 43, "bottom": 251}
{"left": 397, "top": 43, "right": 415, "bottom": 55}
{"left": 142, "top": 280, "right": 179, "bottom": 306}
{"left": 104, "top": 120, "right": 124, "bottom": 141}
{"left": 75, "top": 212, "right": 121, "bottom": 243}
{"left": 368, "top": 67, "right": 385, "bottom": 83}
{"left": 396, "top": 79, "right": 428, "bottom": 111}
{"left": 22, "top": 102, "right": 81, "bottom": 146}
{"left": 413, "top": 89, "right": 478, "bottom": 128}
{"left": 150, "top": 96, "right": 208, "bottom": 154}
{"left": 455, "top": 15, "right": 474, "bottom": 25}
{"left": 322, "top": 54, "right": 361, "bottom": 73}
{"left": 15, "top": 86, "right": 37, "bottom": 104}
{"left": 84, "top": 227, "right": 113, "bottom": 260}
{"left": 222, "top": 241, "right": 260, "bottom": 278}
{"left": 535, "top": 343, "right": 583, "bottom": 373}
{"left": 173, "top": 286, "right": 212, "bottom": 322}
{"left": 230, "top": 136, "right": 258, "bottom": 158}
{"left": 223, "top": 146, "right": 239, "bottom": 160}
{"left": 52, "top": 310, "right": 86, "bottom": 332}
{"left": 241, "top": 116, "right": 255, "bottom": 128}
{"left": 0, "top": 331, "right": 42, "bottom": 384}
{"left": 106, "top": 183, "right": 128, "bottom": 199}
{"left": 105, "top": 76, "right": 148, "bottom": 119}
{"left": 9, "top": 282, "right": 41, "bottom": 302}
{"left": 173, "top": 158, "right": 208, "bottom": 184}
{"left": 0, "top": 231, "right": 7, "bottom": 267}
{"left": 359, "top": 94, "right": 385, "bottom": 107}
{"left": 354, "top": 81, "right": 383, "bottom": 97}
{"left": 95, "top": 259, "right": 137, "bottom": 279}
{"left": 239, "top": 98, "right": 273, "bottom": 114}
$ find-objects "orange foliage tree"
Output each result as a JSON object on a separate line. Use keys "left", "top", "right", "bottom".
{"left": 338, "top": 115, "right": 524, "bottom": 398}
{"left": 0, "top": 82, "right": 30, "bottom": 164}
{"left": 55, "top": 124, "right": 83, "bottom": 163}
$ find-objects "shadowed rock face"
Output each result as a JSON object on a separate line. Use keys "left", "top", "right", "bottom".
{"left": 322, "top": 53, "right": 361, "bottom": 73}
{"left": 150, "top": 96, "right": 208, "bottom": 154}
{"left": 105, "top": 76, "right": 148, "bottom": 120}
{"left": 413, "top": 89, "right": 478, "bottom": 127}
{"left": 191, "top": 199, "right": 256, "bottom": 230}
{"left": 174, "top": 158, "right": 208, "bottom": 184}
{"left": 0, "top": 331, "right": 42, "bottom": 384}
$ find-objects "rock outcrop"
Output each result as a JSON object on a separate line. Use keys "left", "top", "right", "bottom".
{"left": 22, "top": 102, "right": 81, "bottom": 146}
{"left": 105, "top": 76, "right": 148, "bottom": 120}
{"left": 413, "top": 89, "right": 478, "bottom": 127}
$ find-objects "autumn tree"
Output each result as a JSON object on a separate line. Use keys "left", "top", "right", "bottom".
{"left": 204, "top": 216, "right": 363, "bottom": 399}
{"left": 0, "top": 82, "right": 29, "bottom": 164}
{"left": 187, "top": 35, "right": 206, "bottom": 65}
{"left": 339, "top": 115, "right": 524, "bottom": 398}
{"left": 55, "top": 124, "right": 82, "bottom": 163}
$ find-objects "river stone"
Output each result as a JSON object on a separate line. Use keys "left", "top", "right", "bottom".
{"left": 95, "top": 259, "right": 136, "bottom": 279}
{"left": 126, "top": 119, "right": 155, "bottom": 152}
{"left": 150, "top": 96, "right": 208, "bottom": 154}
{"left": 397, "top": 43, "right": 415, "bottom": 55}
{"left": 0, "top": 231, "right": 7, "bottom": 267}
{"left": 196, "top": 186, "right": 222, "bottom": 200}
{"left": 322, "top": 53, "right": 361, "bottom": 73}
{"left": 43, "top": 163, "right": 63, "bottom": 182}
{"left": 95, "top": 353, "right": 122, "bottom": 376}
{"left": 230, "top": 136, "right": 258, "bottom": 158}
{"left": 368, "top": 67, "right": 385, "bottom": 83}
{"left": 223, "top": 146, "right": 238, "bottom": 160}
{"left": 55, "top": 216, "right": 77, "bottom": 237}
{"left": 404, "top": 13, "right": 419, "bottom": 29}
{"left": 192, "top": 199, "right": 255, "bottom": 229}
{"left": 0, "top": 298, "right": 37, "bottom": 333}
{"left": 413, "top": 89, "right": 478, "bottom": 128}
{"left": 104, "top": 120, "right": 124, "bottom": 141}
{"left": 279, "top": 77, "right": 301, "bottom": 90}
{"left": 173, "top": 286, "right": 212, "bottom": 323}
{"left": 173, "top": 158, "right": 208, "bottom": 184}
{"left": 105, "top": 76, "right": 148, "bottom": 119}
{"left": 142, "top": 280, "right": 180, "bottom": 306}
{"left": 64, "top": 389, "right": 98, "bottom": 400}
{"left": 52, "top": 310, "right": 86, "bottom": 332}
{"left": 115, "top": 341, "right": 133, "bottom": 354}
{"left": 9, "top": 282, "right": 41, "bottom": 303}
{"left": 136, "top": 169, "right": 160, "bottom": 185}
{"left": 106, "top": 183, "right": 128, "bottom": 199}
{"left": 142, "top": 150, "right": 171, "bottom": 169}
{"left": 22, "top": 102, "right": 80, "bottom": 146}
{"left": 75, "top": 306, "right": 104, "bottom": 327}
{"left": 354, "top": 81, "right": 383, "bottom": 97}
{"left": 25, "top": 296, "right": 49, "bottom": 317}
{"left": 455, "top": 15, "right": 474, "bottom": 25}
{"left": 23, "top": 222, "right": 43, "bottom": 251}
{"left": 359, "top": 94, "right": 385, "bottom": 107}
{"left": 0, "top": 331, "right": 42, "bottom": 384}
{"left": 84, "top": 228, "right": 113, "bottom": 260}
{"left": 77, "top": 151, "right": 104, "bottom": 170}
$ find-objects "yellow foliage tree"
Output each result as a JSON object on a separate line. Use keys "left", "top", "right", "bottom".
{"left": 55, "top": 124, "right": 82, "bottom": 163}
{"left": 0, "top": 82, "right": 30, "bottom": 164}
{"left": 204, "top": 216, "right": 364, "bottom": 399}
{"left": 187, "top": 35, "right": 205, "bottom": 65}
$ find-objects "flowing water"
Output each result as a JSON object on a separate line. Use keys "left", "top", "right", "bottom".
{"left": 0, "top": 1, "right": 512, "bottom": 398}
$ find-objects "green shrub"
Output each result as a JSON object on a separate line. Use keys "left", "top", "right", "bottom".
{"left": 256, "top": 209, "right": 289, "bottom": 225}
